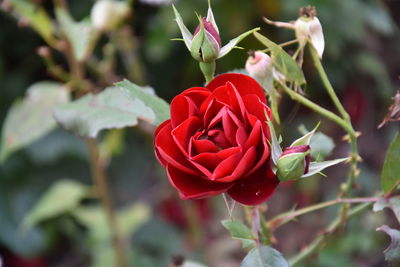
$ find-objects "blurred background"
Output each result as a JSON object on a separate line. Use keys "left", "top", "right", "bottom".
{"left": 0, "top": 0, "right": 400, "bottom": 266}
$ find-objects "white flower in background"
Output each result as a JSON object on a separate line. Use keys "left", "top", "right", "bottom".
{"left": 294, "top": 6, "right": 324, "bottom": 58}
{"left": 91, "top": 0, "right": 130, "bottom": 32}
{"left": 263, "top": 6, "right": 325, "bottom": 58}
{"left": 139, "top": 0, "right": 176, "bottom": 6}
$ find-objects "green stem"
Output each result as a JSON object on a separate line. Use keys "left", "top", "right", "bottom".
{"left": 277, "top": 82, "right": 353, "bottom": 135}
{"left": 261, "top": 39, "right": 298, "bottom": 53}
{"left": 289, "top": 202, "right": 372, "bottom": 266}
{"left": 86, "top": 139, "right": 126, "bottom": 267}
{"left": 268, "top": 196, "right": 381, "bottom": 230}
{"left": 199, "top": 61, "right": 216, "bottom": 84}
{"left": 309, "top": 46, "right": 350, "bottom": 122}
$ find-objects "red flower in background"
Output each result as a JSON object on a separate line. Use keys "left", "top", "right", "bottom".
{"left": 154, "top": 73, "right": 278, "bottom": 205}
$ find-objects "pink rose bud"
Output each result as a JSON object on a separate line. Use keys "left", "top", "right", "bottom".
{"left": 277, "top": 145, "right": 311, "bottom": 182}
{"left": 245, "top": 51, "right": 272, "bottom": 80}
{"left": 190, "top": 17, "right": 221, "bottom": 62}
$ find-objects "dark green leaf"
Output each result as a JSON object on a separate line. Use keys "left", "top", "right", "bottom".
{"left": 0, "top": 82, "right": 70, "bottom": 162}
{"left": 253, "top": 32, "right": 305, "bottom": 85}
{"left": 115, "top": 79, "right": 170, "bottom": 126}
{"left": 221, "top": 219, "right": 255, "bottom": 248}
{"left": 54, "top": 86, "right": 161, "bottom": 138}
{"left": 22, "top": 179, "right": 88, "bottom": 229}
{"left": 377, "top": 225, "right": 400, "bottom": 265}
{"left": 241, "top": 245, "right": 290, "bottom": 267}
{"left": 9, "top": 0, "right": 55, "bottom": 44}
{"left": 381, "top": 133, "right": 400, "bottom": 194}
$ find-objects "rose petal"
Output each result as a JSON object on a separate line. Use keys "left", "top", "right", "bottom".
{"left": 171, "top": 116, "right": 203, "bottom": 156}
{"left": 170, "top": 95, "right": 198, "bottom": 128}
{"left": 207, "top": 73, "right": 266, "bottom": 103}
{"left": 202, "top": 98, "right": 225, "bottom": 126}
{"left": 191, "top": 138, "right": 219, "bottom": 154}
{"left": 228, "top": 165, "right": 279, "bottom": 205}
{"left": 154, "top": 120, "right": 171, "bottom": 166}
{"left": 212, "top": 152, "right": 242, "bottom": 179}
{"left": 235, "top": 126, "right": 247, "bottom": 147}
{"left": 214, "top": 146, "right": 257, "bottom": 182}
{"left": 243, "top": 94, "right": 271, "bottom": 133}
{"left": 180, "top": 87, "right": 211, "bottom": 107}
{"left": 167, "top": 164, "right": 233, "bottom": 200}
{"left": 155, "top": 121, "right": 198, "bottom": 175}
{"left": 190, "top": 147, "right": 240, "bottom": 178}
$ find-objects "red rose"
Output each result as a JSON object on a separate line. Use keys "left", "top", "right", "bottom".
{"left": 154, "top": 73, "right": 279, "bottom": 205}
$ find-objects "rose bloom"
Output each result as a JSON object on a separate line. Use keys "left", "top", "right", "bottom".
{"left": 154, "top": 73, "right": 278, "bottom": 205}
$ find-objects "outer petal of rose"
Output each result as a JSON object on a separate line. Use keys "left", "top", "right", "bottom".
{"left": 167, "top": 164, "right": 233, "bottom": 199}
{"left": 242, "top": 94, "right": 271, "bottom": 133}
{"left": 227, "top": 165, "right": 279, "bottom": 205}
{"left": 207, "top": 73, "right": 266, "bottom": 103}
{"left": 155, "top": 120, "right": 198, "bottom": 175}
{"left": 154, "top": 120, "right": 171, "bottom": 166}
{"left": 170, "top": 95, "right": 198, "bottom": 128}
{"left": 170, "top": 87, "right": 211, "bottom": 128}
{"left": 244, "top": 121, "right": 270, "bottom": 175}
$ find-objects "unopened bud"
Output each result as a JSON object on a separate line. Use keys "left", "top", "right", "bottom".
{"left": 91, "top": 0, "right": 130, "bottom": 32}
{"left": 37, "top": 46, "right": 51, "bottom": 58}
{"left": 294, "top": 6, "right": 324, "bottom": 58}
{"left": 277, "top": 145, "right": 311, "bottom": 182}
{"left": 190, "top": 17, "right": 221, "bottom": 63}
{"left": 245, "top": 51, "right": 272, "bottom": 80}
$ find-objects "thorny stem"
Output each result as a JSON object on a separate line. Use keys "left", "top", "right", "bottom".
{"left": 279, "top": 46, "right": 360, "bottom": 265}
{"left": 288, "top": 202, "right": 372, "bottom": 266}
{"left": 268, "top": 196, "right": 381, "bottom": 230}
{"left": 86, "top": 139, "right": 126, "bottom": 267}
{"left": 308, "top": 45, "right": 359, "bottom": 236}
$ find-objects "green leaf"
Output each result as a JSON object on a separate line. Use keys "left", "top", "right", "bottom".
{"left": 9, "top": 0, "right": 55, "bottom": 45}
{"left": 381, "top": 133, "right": 400, "bottom": 194}
{"left": 377, "top": 225, "right": 400, "bottom": 265}
{"left": 290, "top": 123, "right": 319, "bottom": 147}
{"left": 218, "top": 28, "right": 260, "bottom": 58}
{"left": 301, "top": 157, "right": 349, "bottom": 178}
{"left": 309, "top": 132, "right": 335, "bottom": 160}
{"left": 115, "top": 79, "right": 170, "bottom": 126}
{"left": 267, "top": 120, "right": 282, "bottom": 167}
{"left": 55, "top": 8, "right": 98, "bottom": 61}
{"left": 54, "top": 86, "right": 161, "bottom": 138}
{"left": 0, "top": 82, "right": 70, "bottom": 162}
{"left": 221, "top": 220, "right": 255, "bottom": 248}
{"left": 241, "top": 245, "right": 290, "bottom": 267}
{"left": 253, "top": 32, "right": 305, "bottom": 85}
{"left": 172, "top": 4, "right": 193, "bottom": 50}
{"left": 22, "top": 179, "right": 88, "bottom": 229}
{"left": 72, "top": 202, "right": 150, "bottom": 242}
{"left": 373, "top": 196, "right": 400, "bottom": 224}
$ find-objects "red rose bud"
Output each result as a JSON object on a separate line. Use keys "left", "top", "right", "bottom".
{"left": 277, "top": 145, "right": 311, "bottom": 182}
{"left": 154, "top": 73, "right": 279, "bottom": 206}
{"left": 191, "top": 17, "right": 221, "bottom": 62}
